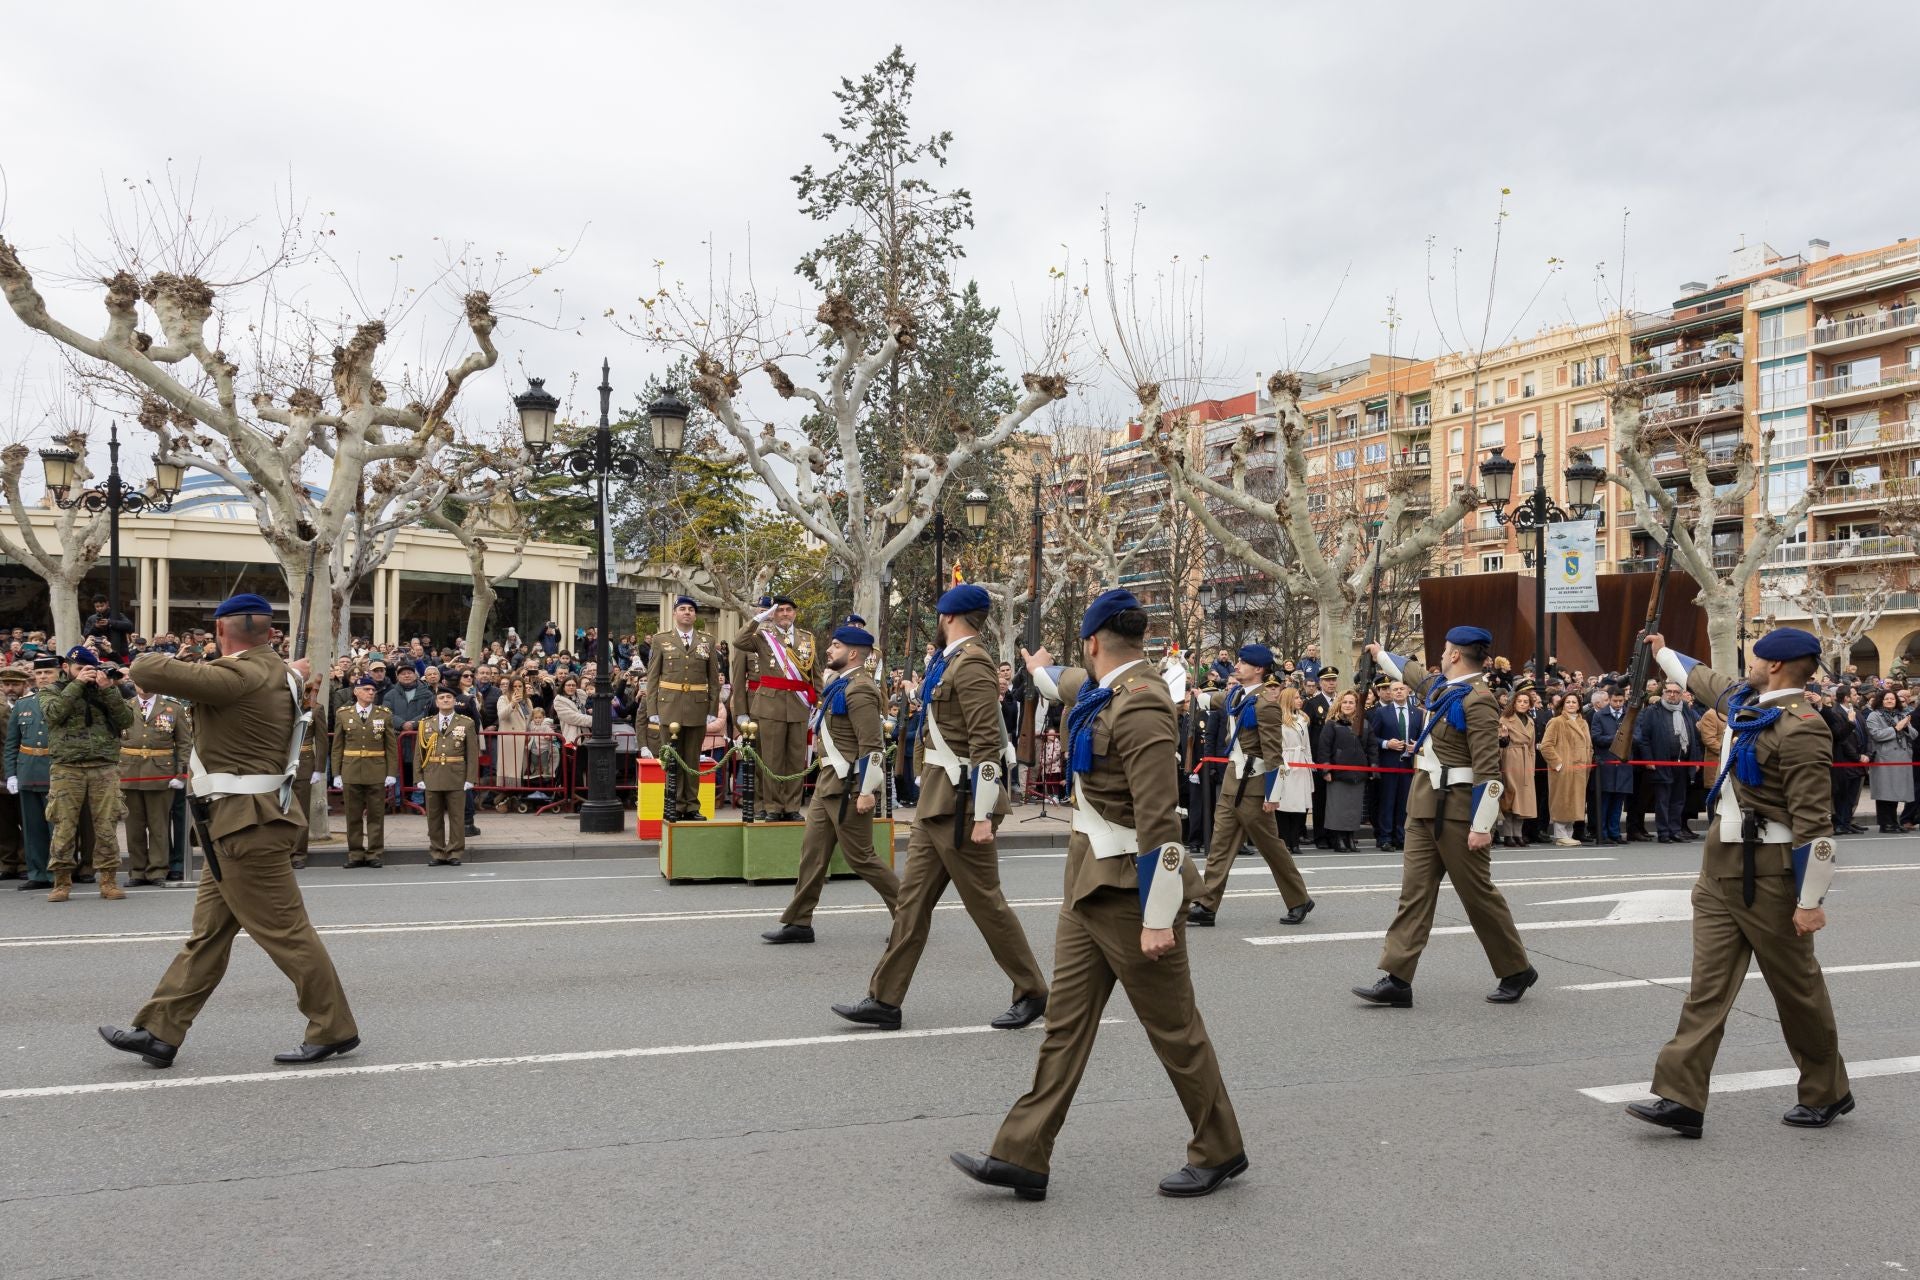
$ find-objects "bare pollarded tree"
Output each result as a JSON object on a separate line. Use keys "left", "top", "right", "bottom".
{"left": 0, "top": 429, "right": 109, "bottom": 646}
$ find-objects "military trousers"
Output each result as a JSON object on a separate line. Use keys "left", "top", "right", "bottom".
{"left": 869, "top": 811, "right": 1046, "bottom": 1008}
{"left": 991, "top": 885, "right": 1243, "bottom": 1175}
{"left": 122, "top": 788, "right": 175, "bottom": 878}
{"left": 1651, "top": 866, "right": 1849, "bottom": 1112}
{"left": 424, "top": 788, "right": 466, "bottom": 859}
{"left": 780, "top": 784, "right": 899, "bottom": 926}
{"left": 19, "top": 790, "right": 50, "bottom": 880}
{"left": 756, "top": 717, "right": 808, "bottom": 814}
{"left": 1194, "top": 779, "right": 1309, "bottom": 914}
{"left": 1377, "top": 807, "right": 1529, "bottom": 983}
{"left": 48, "top": 762, "right": 122, "bottom": 875}
{"left": 661, "top": 721, "right": 706, "bottom": 814}
{"left": 292, "top": 778, "right": 315, "bottom": 857}
{"left": 343, "top": 783, "right": 387, "bottom": 861}
{"left": 0, "top": 790, "right": 22, "bottom": 874}
{"left": 134, "top": 816, "right": 357, "bottom": 1049}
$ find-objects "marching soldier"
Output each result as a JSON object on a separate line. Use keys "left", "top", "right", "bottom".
{"left": 1351, "top": 627, "right": 1536, "bottom": 1007}
{"left": 100, "top": 593, "right": 358, "bottom": 1068}
{"left": 3, "top": 656, "right": 60, "bottom": 891}
{"left": 761, "top": 622, "right": 898, "bottom": 943}
{"left": 45, "top": 646, "right": 135, "bottom": 902}
{"left": 0, "top": 663, "right": 29, "bottom": 880}
{"left": 647, "top": 595, "right": 722, "bottom": 821}
{"left": 1186, "top": 643, "right": 1315, "bottom": 929}
{"left": 293, "top": 708, "right": 324, "bottom": 869}
{"left": 417, "top": 686, "right": 479, "bottom": 866}
{"left": 951, "top": 589, "right": 1247, "bottom": 1201}
{"left": 735, "top": 594, "right": 820, "bottom": 820}
{"left": 1626, "top": 628, "right": 1851, "bottom": 1139}
{"left": 832, "top": 583, "right": 1048, "bottom": 1032}
{"left": 119, "top": 679, "right": 191, "bottom": 886}
{"left": 331, "top": 676, "right": 399, "bottom": 868}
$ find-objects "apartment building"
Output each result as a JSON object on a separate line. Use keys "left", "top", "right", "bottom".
{"left": 1428, "top": 318, "right": 1631, "bottom": 577}
{"left": 1094, "top": 398, "right": 1224, "bottom": 620}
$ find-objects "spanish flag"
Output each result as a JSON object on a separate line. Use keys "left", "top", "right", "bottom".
{"left": 951, "top": 564, "right": 965, "bottom": 586}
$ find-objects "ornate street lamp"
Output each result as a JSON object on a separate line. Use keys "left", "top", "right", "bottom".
{"left": 40, "top": 421, "right": 180, "bottom": 658}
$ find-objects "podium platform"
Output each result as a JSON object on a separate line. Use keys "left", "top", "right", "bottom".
{"left": 660, "top": 818, "right": 898, "bottom": 885}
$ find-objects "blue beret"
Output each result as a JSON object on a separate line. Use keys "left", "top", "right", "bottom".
{"left": 757, "top": 595, "right": 774, "bottom": 608}
{"left": 674, "top": 595, "right": 697, "bottom": 609}
{"left": 1238, "top": 643, "right": 1274, "bottom": 669}
{"left": 355, "top": 676, "right": 379, "bottom": 689}
{"left": 1753, "top": 627, "right": 1820, "bottom": 662}
{"left": 65, "top": 646, "right": 98, "bottom": 666}
{"left": 1446, "top": 626, "right": 1494, "bottom": 647}
{"left": 833, "top": 625, "right": 875, "bottom": 649}
{"left": 1079, "top": 588, "right": 1143, "bottom": 639}
{"left": 937, "top": 583, "right": 992, "bottom": 616}
{"left": 844, "top": 613, "right": 867, "bottom": 627}
{"left": 213, "top": 593, "right": 274, "bottom": 620}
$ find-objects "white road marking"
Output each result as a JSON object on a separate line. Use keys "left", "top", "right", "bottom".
{"left": 1563, "top": 960, "right": 1920, "bottom": 991}
{"left": 0, "top": 1019, "right": 1126, "bottom": 1101}
{"left": 1246, "top": 913, "right": 1697, "bottom": 946}
{"left": 1580, "top": 1055, "right": 1920, "bottom": 1104}
{"left": 1535, "top": 889, "right": 1695, "bottom": 923}
{"left": 1231, "top": 856, "right": 1616, "bottom": 876}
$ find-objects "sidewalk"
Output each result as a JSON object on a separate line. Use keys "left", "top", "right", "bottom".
{"left": 297, "top": 801, "right": 1077, "bottom": 865}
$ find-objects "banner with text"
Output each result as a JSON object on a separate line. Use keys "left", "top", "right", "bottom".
{"left": 1545, "top": 520, "right": 1598, "bottom": 614}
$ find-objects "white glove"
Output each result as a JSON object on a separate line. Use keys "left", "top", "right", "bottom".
{"left": 169, "top": 778, "right": 185, "bottom": 790}
{"left": 332, "top": 775, "right": 344, "bottom": 789}
{"left": 649, "top": 715, "right": 660, "bottom": 725}
{"left": 754, "top": 606, "right": 776, "bottom": 623}
{"left": 384, "top": 775, "right": 397, "bottom": 786}
{"left": 640, "top": 747, "right": 654, "bottom": 759}
{"left": 463, "top": 781, "right": 474, "bottom": 791}
{"left": 310, "top": 771, "right": 325, "bottom": 786}
{"left": 5, "top": 777, "right": 16, "bottom": 795}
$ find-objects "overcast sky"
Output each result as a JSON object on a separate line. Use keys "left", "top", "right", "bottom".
{"left": 4, "top": 0, "right": 1917, "bottom": 485}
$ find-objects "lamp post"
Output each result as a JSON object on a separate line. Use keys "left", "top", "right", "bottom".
{"left": 1477, "top": 439, "right": 1604, "bottom": 690}
{"left": 516, "top": 363, "right": 688, "bottom": 834}
{"left": 1198, "top": 575, "right": 1248, "bottom": 650}
{"left": 40, "top": 420, "right": 182, "bottom": 658}
{"left": 890, "top": 484, "right": 991, "bottom": 619}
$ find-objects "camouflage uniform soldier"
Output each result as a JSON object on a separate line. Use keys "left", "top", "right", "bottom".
{"left": 45, "top": 646, "right": 135, "bottom": 901}
{"left": 120, "top": 681, "right": 192, "bottom": 885}
{"left": 0, "top": 663, "right": 29, "bottom": 879}
{"left": 4, "top": 656, "right": 60, "bottom": 890}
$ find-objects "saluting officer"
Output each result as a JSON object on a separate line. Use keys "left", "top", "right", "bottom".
{"left": 100, "top": 592, "right": 359, "bottom": 1069}
{"left": 762, "top": 622, "right": 898, "bottom": 943}
{"left": 3, "top": 656, "right": 60, "bottom": 891}
{"left": 832, "top": 583, "right": 1048, "bottom": 1032}
{"left": 331, "top": 676, "right": 399, "bottom": 868}
{"left": 45, "top": 646, "right": 135, "bottom": 902}
{"left": 417, "top": 687, "right": 479, "bottom": 866}
{"left": 119, "top": 679, "right": 191, "bottom": 886}
{"left": 1626, "top": 628, "right": 1851, "bottom": 1139}
{"left": 735, "top": 594, "right": 820, "bottom": 820}
{"left": 1186, "top": 643, "right": 1315, "bottom": 929}
{"left": 952, "top": 589, "right": 1247, "bottom": 1201}
{"left": 647, "top": 595, "right": 722, "bottom": 821}
{"left": 0, "top": 663, "right": 30, "bottom": 881}
{"left": 1352, "top": 626, "right": 1537, "bottom": 1007}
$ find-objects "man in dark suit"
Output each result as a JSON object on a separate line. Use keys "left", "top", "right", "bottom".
{"left": 1589, "top": 688, "right": 1633, "bottom": 844}
{"left": 1304, "top": 667, "right": 1340, "bottom": 847}
{"left": 1630, "top": 679, "right": 1702, "bottom": 843}
{"left": 1818, "top": 685, "right": 1868, "bottom": 834}
{"left": 1365, "top": 679, "right": 1424, "bottom": 852}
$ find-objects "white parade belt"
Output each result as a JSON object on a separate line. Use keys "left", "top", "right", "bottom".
{"left": 1070, "top": 781, "right": 1139, "bottom": 860}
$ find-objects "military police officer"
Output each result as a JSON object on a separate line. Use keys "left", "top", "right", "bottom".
{"left": 331, "top": 675, "right": 399, "bottom": 867}
{"left": 1625, "top": 628, "right": 1852, "bottom": 1139}
{"left": 3, "top": 656, "right": 59, "bottom": 891}
{"left": 735, "top": 595, "right": 820, "bottom": 820}
{"left": 647, "top": 595, "right": 722, "bottom": 821}
{"left": 45, "top": 646, "right": 135, "bottom": 902}
{"left": 952, "top": 589, "right": 1247, "bottom": 1201}
{"left": 761, "top": 622, "right": 898, "bottom": 943}
{"left": 119, "top": 679, "right": 192, "bottom": 886}
{"left": 417, "top": 687, "right": 479, "bottom": 866}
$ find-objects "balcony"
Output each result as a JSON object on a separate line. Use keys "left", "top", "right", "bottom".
{"left": 1639, "top": 388, "right": 1745, "bottom": 431}
{"left": 1811, "top": 478, "right": 1917, "bottom": 510}
{"left": 1757, "top": 333, "right": 1810, "bottom": 360}
{"left": 1621, "top": 343, "right": 1743, "bottom": 385}
{"left": 1769, "top": 591, "right": 1920, "bottom": 620}
{"left": 1810, "top": 303, "right": 1920, "bottom": 354}
{"left": 1467, "top": 526, "right": 1507, "bottom": 544}
{"left": 1617, "top": 556, "right": 1661, "bottom": 573}
{"left": 1650, "top": 441, "right": 1743, "bottom": 475}
{"left": 1808, "top": 361, "right": 1920, "bottom": 407}
{"left": 1810, "top": 416, "right": 1920, "bottom": 457}
{"left": 1767, "top": 535, "right": 1920, "bottom": 567}
{"left": 1203, "top": 418, "right": 1274, "bottom": 448}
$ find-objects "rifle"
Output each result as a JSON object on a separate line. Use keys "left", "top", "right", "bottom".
{"left": 1613, "top": 501, "right": 1684, "bottom": 753}
{"left": 1352, "top": 540, "right": 1385, "bottom": 695}
{"left": 1015, "top": 479, "right": 1046, "bottom": 797}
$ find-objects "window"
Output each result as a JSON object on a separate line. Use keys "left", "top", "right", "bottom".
{"left": 1447, "top": 469, "right": 1463, "bottom": 494}
{"left": 1522, "top": 373, "right": 1537, "bottom": 397}
{"left": 1363, "top": 442, "right": 1387, "bottom": 465}
{"left": 1832, "top": 356, "right": 1881, "bottom": 389}
{"left": 1476, "top": 383, "right": 1490, "bottom": 408}
{"left": 1363, "top": 481, "right": 1386, "bottom": 503}
{"left": 1448, "top": 426, "right": 1464, "bottom": 454}
{"left": 1908, "top": 344, "right": 1920, "bottom": 371}
{"left": 1411, "top": 402, "right": 1431, "bottom": 426}
{"left": 1480, "top": 554, "right": 1505, "bottom": 573}
{"left": 1520, "top": 411, "right": 1537, "bottom": 439}
{"left": 1760, "top": 361, "right": 1807, "bottom": 409}
{"left": 1520, "top": 460, "right": 1537, "bottom": 490}
{"left": 1306, "top": 455, "right": 1327, "bottom": 478}
{"left": 1306, "top": 492, "right": 1327, "bottom": 512}
{"left": 1583, "top": 444, "right": 1607, "bottom": 470}
{"left": 1478, "top": 508, "right": 1503, "bottom": 530}
{"left": 1570, "top": 361, "right": 1588, "bottom": 387}
{"left": 1477, "top": 421, "right": 1504, "bottom": 448}
{"left": 1572, "top": 401, "right": 1605, "bottom": 433}
{"left": 1592, "top": 355, "right": 1609, "bottom": 380}
{"left": 1335, "top": 448, "right": 1356, "bottom": 471}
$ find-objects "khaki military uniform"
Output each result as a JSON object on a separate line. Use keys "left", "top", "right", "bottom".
{"left": 120, "top": 694, "right": 191, "bottom": 881}
{"left": 416, "top": 712, "right": 479, "bottom": 861}
{"left": 4, "top": 684, "right": 55, "bottom": 882}
{"left": 1376, "top": 657, "right": 1529, "bottom": 983}
{"left": 127, "top": 645, "right": 357, "bottom": 1050}
{"left": 45, "top": 675, "right": 134, "bottom": 881}
{"left": 0, "top": 681, "right": 26, "bottom": 876}
{"left": 990, "top": 661, "right": 1242, "bottom": 1174}
{"left": 645, "top": 628, "right": 721, "bottom": 816}
{"left": 734, "top": 618, "right": 821, "bottom": 816}
{"left": 1650, "top": 657, "right": 1848, "bottom": 1112}
{"left": 1192, "top": 683, "right": 1310, "bottom": 915}
{"left": 332, "top": 703, "right": 399, "bottom": 864}
{"left": 292, "top": 722, "right": 322, "bottom": 865}
{"left": 779, "top": 668, "right": 899, "bottom": 926}
{"left": 867, "top": 634, "right": 1046, "bottom": 1008}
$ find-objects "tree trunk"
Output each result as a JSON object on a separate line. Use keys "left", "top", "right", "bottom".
{"left": 1699, "top": 582, "right": 1739, "bottom": 673}
{"left": 50, "top": 584, "right": 84, "bottom": 653}
{"left": 465, "top": 581, "right": 496, "bottom": 661}
{"left": 286, "top": 552, "right": 338, "bottom": 845}
{"left": 852, "top": 572, "right": 883, "bottom": 643}
{"left": 1318, "top": 596, "right": 1358, "bottom": 675}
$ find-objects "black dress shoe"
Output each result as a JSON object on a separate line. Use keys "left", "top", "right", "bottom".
{"left": 365, "top": 858, "right": 384, "bottom": 868}
{"left": 1281, "top": 899, "right": 1316, "bottom": 926}
{"left": 679, "top": 810, "right": 707, "bottom": 821}
{"left": 464, "top": 823, "right": 482, "bottom": 837}
{"left": 0, "top": 870, "right": 21, "bottom": 880}
{"left": 761, "top": 924, "right": 816, "bottom": 944}
{"left": 98, "top": 1025, "right": 177, "bottom": 1069}
{"left": 274, "top": 1035, "right": 361, "bottom": 1065}
{"left": 1187, "top": 903, "right": 1217, "bottom": 927}
{"left": 1352, "top": 974, "right": 1412, "bottom": 1007}
{"left": 1486, "top": 966, "right": 1538, "bottom": 1004}
{"left": 1625, "top": 1097, "right": 1704, "bottom": 1138}
{"left": 949, "top": 1151, "right": 1048, "bottom": 1201}
{"left": 1158, "top": 1153, "right": 1249, "bottom": 1198}
{"left": 18, "top": 879, "right": 53, "bottom": 891}
{"left": 1782, "top": 1093, "right": 1855, "bottom": 1128}
{"left": 73, "top": 871, "right": 95, "bottom": 883}
{"left": 991, "top": 995, "right": 1047, "bottom": 1030}
{"left": 830, "top": 997, "right": 902, "bottom": 1030}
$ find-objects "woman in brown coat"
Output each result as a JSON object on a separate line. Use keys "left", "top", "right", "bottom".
{"left": 1537, "top": 691, "right": 1593, "bottom": 845}
{"left": 1498, "top": 689, "right": 1539, "bottom": 847}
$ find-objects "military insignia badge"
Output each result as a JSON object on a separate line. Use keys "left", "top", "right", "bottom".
{"left": 1161, "top": 846, "right": 1180, "bottom": 872}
